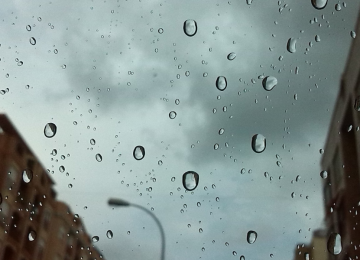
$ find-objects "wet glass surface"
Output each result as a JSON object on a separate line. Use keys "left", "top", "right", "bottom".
{"left": 0, "top": 1, "right": 360, "bottom": 259}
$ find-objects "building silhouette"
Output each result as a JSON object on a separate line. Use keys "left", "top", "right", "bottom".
{"left": 0, "top": 115, "right": 104, "bottom": 260}
{"left": 320, "top": 6, "right": 360, "bottom": 260}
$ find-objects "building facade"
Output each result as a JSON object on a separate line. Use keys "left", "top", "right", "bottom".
{"left": 321, "top": 7, "right": 360, "bottom": 260}
{"left": 0, "top": 115, "right": 104, "bottom": 260}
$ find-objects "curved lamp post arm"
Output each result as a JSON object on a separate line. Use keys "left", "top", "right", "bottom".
{"left": 131, "top": 204, "right": 165, "bottom": 260}
{"left": 108, "top": 198, "right": 165, "bottom": 260}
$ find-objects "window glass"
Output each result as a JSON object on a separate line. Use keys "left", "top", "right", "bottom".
{"left": 0, "top": 1, "right": 360, "bottom": 260}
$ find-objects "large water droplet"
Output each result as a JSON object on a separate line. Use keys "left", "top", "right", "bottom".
{"left": 183, "top": 20, "right": 197, "bottom": 37}
{"left": 327, "top": 233, "right": 342, "bottom": 255}
{"left": 240, "top": 256, "right": 245, "bottom": 260}
{"left": 262, "top": 76, "right": 278, "bottom": 91}
{"left": 92, "top": 236, "right": 99, "bottom": 242}
{"left": 106, "top": 230, "right": 113, "bottom": 239}
{"left": 246, "top": 0, "right": 253, "bottom": 4}
{"left": 182, "top": 171, "right": 199, "bottom": 191}
{"left": 251, "top": 134, "right": 266, "bottom": 153}
{"left": 216, "top": 76, "right": 227, "bottom": 91}
{"left": 311, "top": 0, "right": 327, "bottom": 9}
{"left": 22, "top": 170, "right": 33, "bottom": 183}
{"left": 28, "top": 230, "right": 37, "bottom": 241}
{"left": 320, "top": 170, "right": 328, "bottom": 179}
{"left": 227, "top": 52, "right": 236, "bottom": 60}
{"left": 133, "top": 146, "right": 145, "bottom": 160}
{"left": 169, "top": 111, "right": 177, "bottom": 119}
{"left": 44, "top": 123, "right": 57, "bottom": 138}
{"left": 287, "top": 38, "right": 297, "bottom": 53}
{"left": 247, "top": 231, "right": 257, "bottom": 244}
{"left": 95, "top": 154, "right": 102, "bottom": 162}
{"left": 29, "top": 37, "right": 36, "bottom": 45}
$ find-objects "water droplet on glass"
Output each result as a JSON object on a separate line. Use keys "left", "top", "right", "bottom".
{"left": 158, "top": 28, "right": 164, "bottom": 34}
{"left": 296, "top": 175, "right": 301, "bottom": 182}
{"left": 287, "top": 38, "right": 296, "bottom": 53}
{"left": 44, "top": 123, "right": 57, "bottom": 138}
{"left": 233, "top": 251, "right": 237, "bottom": 256}
{"left": 90, "top": 139, "right": 96, "bottom": 145}
{"left": 51, "top": 149, "right": 57, "bottom": 156}
{"left": 59, "top": 166, "right": 65, "bottom": 173}
{"left": 214, "top": 143, "right": 219, "bottom": 150}
{"left": 29, "top": 37, "right": 36, "bottom": 45}
{"left": 311, "top": 0, "right": 327, "bottom": 9}
{"left": 182, "top": 171, "right": 199, "bottom": 191}
{"left": 264, "top": 172, "right": 269, "bottom": 178}
{"left": 22, "top": 169, "right": 33, "bottom": 183}
{"left": 175, "top": 99, "right": 180, "bottom": 105}
{"left": 246, "top": 0, "right": 253, "bottom": 4}
{"left": 216, "top": 76, "right": 227, "bottom": 91}
{"left": 171, "top": 177, "right": 176, "bottom": 182}
{"left": 227, "top": 52, "right": 236, "bottom": 60}
{"left": 197, "top": 202, "right": 201, "bottom": 207}
{"left": 304, "top": 253, "right": 310, "bottom": 260}
{"left": 320, "top": 170, "right": 328, "bottom": 179}
{"left": 26, "top": 25, "right": 31, "bottom": 31}
{"left": 92, "top": 236, "right": 99, "bottom": 242}
{"left": 262, "top": 76, "right": 278, "bottom": 91}
{"left": 335, "top": 3, "right": 341, "bottom": 11}
{"left": 219, "top": 128, "right": 225, "bottom": 135}
{"left": 240, "top": 256, "right": 245, "bottom": 260}
{"left": 28, "top": 230, "right": 36, "bottom": 241}
{"left": 351, "top": 31, "right": 356, "bottom": 39}
{"left": 354, "top": 96, "right": 360, "bottom": 111}
{"left": 199, "top": 228, "right": 203, "bottom": 233}
{"left": 133, "top": 146, "right": 145, "bottom": 160}
{"left": 96, "top": 154, "right": 102, "bottom": 162}
{"left": 183, "top": 19, "right": 197, "bottom": 37}
{"left": 247, "top": 230, "right": 257, "bottom": 244}
{"left": 169, "top": 111, "right": 177, "bottom": 119}
{"left": 327, "top": 233, "right": 342, "bottom": 255}
{"left": 251, "top": 134, "right": 266, "bottom": 153}
{"left": 106, "top": 230, "right": 113, "bottom": 239}
{"left": 315, "top": 35, "right": 321, "bottom": 42}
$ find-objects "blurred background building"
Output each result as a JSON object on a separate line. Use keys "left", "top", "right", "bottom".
{"left": 320, "top": 5, "right": 360, "bottom": 260}
{"left": 0, "top": 115, "right": 103, "bottom": 260}
{"left": 293, "top": 5, "right": 360, "bottom": 260}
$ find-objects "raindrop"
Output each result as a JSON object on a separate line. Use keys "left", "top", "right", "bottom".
{"left": 92, "top": 236, "right": 99, "bottom": 243}
{"left": 183, "top": 19, "right": 197, "bottom": 37}
{"left": 182, "top": 171, "right": 199, "bottom": 191}
{"left": 311, "top": 0, "right": 327, "bottom": 9}
{"left": 335, "top": 3, "right": 341, "bottom": 11}
{"left": 133, "top": 146, "right": 145, "bottom": 160}
{"left": 29, "top": 37, "right": 36, "bottom": 45}
{"left": 246, "top": 0, "right": 253, "bottom": 4}
{"left": 304, "top": 253, "right": 310, "bottom": 260}
{"left": 22, "top": 169, "right": 33, "bottom": 183}
{"left": 262, "top": 76, "right": 278, "bottom": 91}
{"left": 28, "top": 230, "right": 36, "bottom": 241}
{"left": 247, "top": 230, "right": 257, "bottom": 244}
{"left": 241, "top": 256, "right": 245, "bottom": 260}
{"left": 251, "top": 134, "right": 266, "bottom": 153}
{"left": 227, "top": 52, "right": 236, "bottom": 60}
{"left": 354, "top": 96, "right": 360, "bottom": 111}
{"left": 54, "top": 49, "right": 58, "bottom": 54}
{"left": 351, "top": 31, "right": 356, "bottom": 39}
{"left": 158, "top": 28, "right": 164, "bottom": 34}
{"left": 216, "top": 76, "right": 227, "bottom": 91}
{"left": 106, "top": 230, "right": 113, "bottom": 239}
{"left": 169, "top": 111, "right": 177, "bottom": 119}
{"left": 90, "top": 139, "right": 96, "bottom": 145}
{"left": 171, "top": 177, "right": 175, "bottom": 182}
{"left": 315, "top": 35, "right": 321, "bottom": 42}
{"left": 175, "top": 99, "right": 180, "bottom": 105}
{"left": 264, "top": 172, "right": 269, "bottom": 178}
{"left": 233, "top": 251, "right": 237, "bottom": 256}
{"left": 287, "top": 38, "right": 296, "bottom": 53}
{"left": 59, "top": 166, "right": 65, "bottom": 173}
{"left": 327, "top": 233, "right": 342, "bottom": 255}
{"left": 296, "top": 175, "right": 301, "bottom": 182}
{"left": 214, "top": 143, "right": 219, "bottom": 150}
{"left": 320, "top": 170, "right": 328, "bottom": 179}
{"left": 26, "top": 25, "right": 31, "bottom": 31}
{"left": 158, "top": 160, "right": 163, "bottom": 166}
{"left": 95, "top": 154, "right": 102, "bottom": 162}
{"left": 197, "top": 202, "right": 201, "bottom": 207}
{"left": 219, "top": 128, "right": 225, "bottom": 135}
{"left": 44, "top": 123, "right": 57, "bottom": 138}
{"left": 51, "top": 149, "right": 57, "bottom": 156}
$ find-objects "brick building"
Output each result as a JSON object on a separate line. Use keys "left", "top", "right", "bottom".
{"left": 0, "top": 114, "right": 103, "bottom": 260}
{"left": 320, "top": 7, "right": 360, "bottom": 260}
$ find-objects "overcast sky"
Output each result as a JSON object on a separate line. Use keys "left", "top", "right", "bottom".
{"left": 0, "top": 0, "right": 360, "bottom": 259}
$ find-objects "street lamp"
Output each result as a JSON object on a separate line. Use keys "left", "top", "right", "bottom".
{"left": 108, "top": 198, "right": 165, "bottom": 260}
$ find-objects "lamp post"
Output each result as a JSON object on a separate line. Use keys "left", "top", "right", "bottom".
{"left": 108, "top": 198, "right": 165, "bottom": 260}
